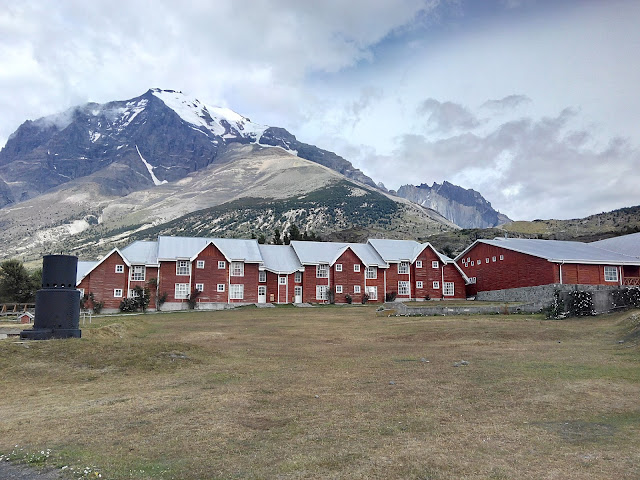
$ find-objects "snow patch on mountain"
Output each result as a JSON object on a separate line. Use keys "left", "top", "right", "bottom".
{"left": 136, "top": 145, "right": 167, "bottom": 186}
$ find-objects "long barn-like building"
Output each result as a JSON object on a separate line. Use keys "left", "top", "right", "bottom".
{"left": 77, "top": 236, "right": 469, "bottom": 311}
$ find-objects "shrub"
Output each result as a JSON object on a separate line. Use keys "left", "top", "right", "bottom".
{"left": 92, "top": 300, "right": 104, "bottom": 314}
{"left": 157, "top": 292, "right": 168, "bottom": 310}
{"left": 119, "top": 298, "right": 138, "bottom": 312}
{"left": 424, "top": 294, "right": 431, "bottom": 301}
{"left": 187, "top": 289, "right": 202, "bottom": 309}
{"left": 385, "top": 292, "right": 397, "bottom": 302}
{"left": 345, "top": 294, "right": 353, "bottom": 304}
{"left": 545, "top": 289, "right": 566, "bottom": 319}
{"left": 568, "top": 289, "right": 595, "bottom": 317}
{"left": 361, "top": 293, "right": 369, "bottom": 304}
{"left": 612, "top": 287, "right": 640, "bottom": 309}
{"left": 327, "top": 287, "right": 335, "bottom": 305}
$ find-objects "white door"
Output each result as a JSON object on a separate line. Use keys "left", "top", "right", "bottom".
{"left": 294, "top": 286, "right": 302, "bottom": 303}
{"left": 258, "top": 286, "right": 267, "bottom": 303}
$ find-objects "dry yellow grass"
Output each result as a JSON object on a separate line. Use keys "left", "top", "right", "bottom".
{"left": 1, "top": 307, "right": 639, "bottom": 479}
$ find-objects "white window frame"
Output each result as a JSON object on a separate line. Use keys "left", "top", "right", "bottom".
{"left": 398, "top": 281, "right": 410, "bottom": 296}
{"left": 432, "top": 261, "right": 439, "bottom": 269}
{"left": 469, "top": 277, "right": 477, "bottom": 284}
{"left": 492, "top": 256, "right": 497, "bottom": 262}
{"left": 114, "top": 288, "right": 123, "bottom": 298}
{"left": 231, "top": 262, "right": 244, "bottom": 277}
{"left": 195, "top": 283, "right": 204, "bottom": 292}
{"left": 477, "top": 259, "right": 482, "bottom": 265}
{"left": 229, "top": 284, "right": 244, "bottom": 300}
{"left": 294, "top": 271, "right": 302, "bottom": 283}
{"left": 416, "top": 281, "right": 423, "bottom": 289}
{"left": 316, "top": 264, "right": 329, "bottom": 278}
{"left": 279, "top": 276, "right": 287, "bottom": 285}
{"left": 218, "top": 260, "right": 226, "bottom": 269}
{"left": 486, "top": 258, "right": 490, "bottom": 263}
{"left": 217, "top": 284, "right": 225, "bottom": 292}
{"left": 416, "top": 261, "right": 422, "bottom": 268}
{"left": 115, "top": 264, "right": 124, "bottom": 273}
{"left": 471, "top": 261, "right": 475, "bottom": 266}
{"left": 500, "top": 255, "right": 504, "bottom": 261}
{"left": 128, "top": 289, "right": 139, "bottom": 298}
{"left": 175, "top": 283, "right": 189, "bottom": 299}
{"left": 259, "top": 271, "right": 267, "bottom": 283}
{"left": 365, "top": 266, "right": 377, "bottom": 279}
{"left": 354, "top": 285, "right": 361, "bottom": 294}
{"left": 433, "top": 281, "right": 440, "bottom": 289}
{"left": 604, "top": 266, "right": 619, "bottom": 282}
{"left": 335, "top": 285, "right": 343, "bottom": 294}
{"left": 316, "top": 285, "right": 328, "bottom": 300}
{"left": 353, "top": 264, "right": 360, "bottom": 272}
{"left": 176, "top": 260, "right": 190, "bottom": 276}
{"left": 398, "top": 262, "right": 409, "bottom": 274}
{"left": 196, "top": 260, "right": 205, "bottom": 269}
{"left": 443, "top": 282, "right": 455, "bottom": 296}
{"left": 130, "top": 265, "right": 145, "bottom": 281}
{"left": 335, "top": 263, "right": 343, "bottom": 272}
{"left": 78, "top": 288, "right": 85, "bottom": 298}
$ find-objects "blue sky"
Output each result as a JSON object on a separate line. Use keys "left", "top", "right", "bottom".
{"left": 0, "top": 0, "right": 638, "bottom": 221}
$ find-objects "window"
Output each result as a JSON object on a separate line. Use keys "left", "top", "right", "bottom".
{"left": 229, "top": 284, "right": 244, "bottom": 299}
{"left": 175, "top": 283, "right": 189, "bottom": 299}
{"left": 279, "top": 276, "right": 287, "bottom": 285}
{"left": 335, "top": 263, "right": 343, "bottom": 272}
{"left": 217, "top": 284, "right": 225, "bottom": 292}
{"left": 128, "top": 289, "right": 139, "bottom": 298}
{"left": 335, "top": 285, "right": 343, "bottom": 294}
{"left": 416, "top": 261, "right": 422, "bottom": 268}
{"left": 365, "top": 266, "right": 377, "bottom": 279}
{"left": 492, "top": 256, "right": 497, "bottom": 262}
{"left": 366, "top": 286, "right": 378, "bottom": 301}
{"left": 354, "top": 285, "right": 361, "bottom": 294}
{"left": 398, "top": 281, "right": 410, "bottom": 296}
{"left": 176, "top": 260, "right": 190, "bottom": 275}
{"left": 259, "top": 271, "right": 266, "bottom": 282}
{"left": 433, "top": 281, "right": 440, "bottom": 289}
{"left": 78, "top": 288, "right": 84, "bottom": 298}
{"left": 295, "top": 272, "right": 302, "bottom": 283}
{"left": 432, "top": 261, "right": 439, "bottom": 269}
{"left": 604, "top": 266, "right": 619, "bottom": 282}
{"left": 467, "top": 257, "right": 470, "bottom": 263}
{"left": 469, "top": 277, "right": 477, "bottom": 284}
{"left": 316, "top": 264, "right": 329, "bottom": 278}
{"left": 316, "top": 285, "right": 328, "bottom": 300}
{"left": 398, "top": 262, "right": 409, "bottom": 274}
{"left": 471, "top": 261, "right": 475, "bottom": 266}
{"left": 500, "top": 255, "right": 504, "bottom": 261}
{"left": 115, "top": 264, "right": 124, "bottom": 273}
{"left": 486, "top": 258, "right": 490, "bottom": 263}
{"left": 195, "top": 283, "right": 204, "bottom": 292}
{"left": 353, "top": 264, "right": 360, "bottom": 272}
{"left": 443, "top": 282, "right": 455, "bottom": 296}
{"left": 114, "top": 288, "right": 123, "bottom": 297}
{"left": 477, "top": 259, "right": 482, "bottom": 265}
{"left": 218, "top": 260, "right": 226, "bottom": 269}
{"left": 196, "top": 260, "right": 205, "bottom": 269}
{"left": 231, "top": 262, "right": 244, "bottom": 277}
{"left": 130, "top": 265, "right": 145, "bottom": 281}
{"left": 416, "top": 281, "right": 423, "bottom": 289}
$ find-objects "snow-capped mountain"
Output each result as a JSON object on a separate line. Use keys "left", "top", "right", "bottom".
{"left": 0, "top": 88, "right": 375, "bottom": 207}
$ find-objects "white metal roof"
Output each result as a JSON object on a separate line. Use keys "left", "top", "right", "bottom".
{"left": 121, "top": 241, "right": 159, "bottom": 265}
{"left": 367, "top": 239, "right": 425, "bottom": 263}
{"left": 157, "top": 236, "right": 262, "bottom": 263}
{"left": 456, "top": 237, "right": 640, "bottom": 265}
{"left": 258, "top": 244, "right": 303, "bottom": 273}
{"left": 290, "top": 241, "right": 387, "bottom": 267}
{"left": 591, "top": 232, "right": 640, "bottom": 259}
{"left": 77, "top": 261, "right": 98, "bottom": 284}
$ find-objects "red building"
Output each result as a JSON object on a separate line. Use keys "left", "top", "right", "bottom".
{"left": 456, "top": 238, "right": 640, "bottom": 295}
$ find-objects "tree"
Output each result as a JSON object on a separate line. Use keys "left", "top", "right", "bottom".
{"left": 288, "top": 224, "right": 302, "bottom": 242}
{"left": 0, "top": 260, "right": 35, "bottom": 303}
{"left": 272, "top": 229, "right": 283, "bottom": 245}
{"left": 257, "top": 234, "right": 266, "bottom": 244}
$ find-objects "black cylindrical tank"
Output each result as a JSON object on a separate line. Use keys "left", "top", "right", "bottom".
{"left": 21, "top": 255, "right": 81, "bottom": 340}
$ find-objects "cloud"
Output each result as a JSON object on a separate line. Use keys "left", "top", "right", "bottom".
{"left": 481, "top": 94, "right": 531, "bottom": 111}
{"left": 417, "top": 98, "right": 481, "bottom": 133}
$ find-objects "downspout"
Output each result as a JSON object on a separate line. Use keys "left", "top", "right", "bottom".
{"left": 189, "top": 260, "right": 193, "bottom": 307}
{"left": 559, "top": 261, "right": 564, "bottom": 285}
{"left": 441, "top": 265, "right": 445, "bottom": 299}
{"left": 127, "top": 266, "right": 131, "bottom": 299}
{"left": 327, "top": 264, "right": 331, "bottom": 304}
{"left": 619, "top": 265, "right": 622, "bottom": 286}
{"left": 384, "top": 268, "right": 387, "bottom": 301}
{"left": 286, "top": 274, "right": 289, "bottom": 304}
{"left": 227, "top": 263, "right": 231, "bottom": 305}
{"left": 409, "top": 261, "right": 412, "bottom": 300}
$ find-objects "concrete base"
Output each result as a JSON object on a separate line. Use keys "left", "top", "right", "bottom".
{"left": 20, "top": 328, "right": 81, "bottom": 340}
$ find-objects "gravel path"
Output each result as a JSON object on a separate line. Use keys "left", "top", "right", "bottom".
{"left": 0, "top": 462, "right": 63, "bottom": 479}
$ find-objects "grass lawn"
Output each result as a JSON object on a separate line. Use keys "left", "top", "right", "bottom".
{"left": 1, "top": 307, "right": 639, "bottom": 479}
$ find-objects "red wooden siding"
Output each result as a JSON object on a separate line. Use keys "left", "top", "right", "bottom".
{"left": 80, "top": 251, "right": 130, "bottom": 310}
{"left": 191, "top": 244, "right": 229, "bottom": 303}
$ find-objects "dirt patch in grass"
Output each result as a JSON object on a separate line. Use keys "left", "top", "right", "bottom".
{"left": 1, "top": 308, "right": 639, "bottom": 479}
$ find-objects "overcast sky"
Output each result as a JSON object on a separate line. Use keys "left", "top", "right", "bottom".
{"left": 1, "top": 0, "right": 638, "bottom": 221}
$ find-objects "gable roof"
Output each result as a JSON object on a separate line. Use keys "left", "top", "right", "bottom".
{"left": 156, "top": 236, "right": 262, "bottom": 263}
{"left": 121, "top": 241, "right": 159, "bottom": 265}
{"left": 455, "top": 238, "right": 640, "bottom": 265}
{"left": 591, "top": 232, "right": 640, "bottom": 259}
{"left": 258, "top": 244, "right": 303, "bottom": 274}
{"left": 367, "top": 239, "right": 423, "bottom": 263}
{"left": 290, "top": 241, "right": 387, "bottom": 267}
{"left": 77, "top": 260, "right": 98, "bottom": 284}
